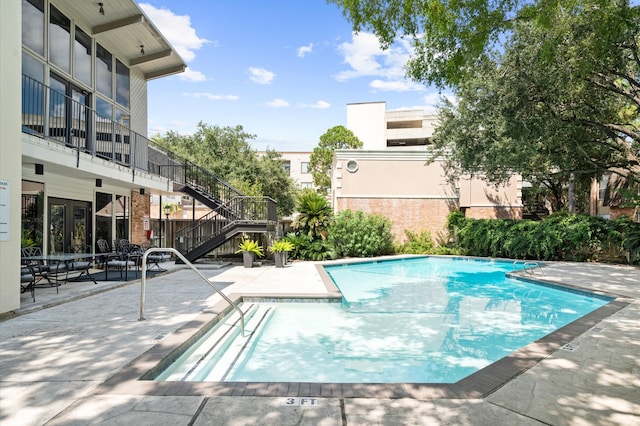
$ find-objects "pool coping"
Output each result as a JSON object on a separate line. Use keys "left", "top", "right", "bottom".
{"left": 93, "top": 262, "right": 632, "bottom": 400}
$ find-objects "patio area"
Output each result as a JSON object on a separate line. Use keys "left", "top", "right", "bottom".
{"left": 1, "top": 259, "right": 639, "bottom": 425}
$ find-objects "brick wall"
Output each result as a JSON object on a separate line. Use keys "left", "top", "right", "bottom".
{"left": 335, "top": 197, "right": 458, "bottom": 243}
{"left": 130, "top": 190, "right": 150, "bottom": 245}
{"left": 610, "top": 207, "right": 639, "bottom": 222}
{"left": 464, "top": 206, "right": 523, "bottom": 220}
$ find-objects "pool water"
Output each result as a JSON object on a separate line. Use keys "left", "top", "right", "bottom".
{"left": 156, "top": 257, "right": 610, "bottom": 383}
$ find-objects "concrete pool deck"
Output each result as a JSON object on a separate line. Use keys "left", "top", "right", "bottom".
{"left": 1, "top": 258, "right": 639, "bottom": 425}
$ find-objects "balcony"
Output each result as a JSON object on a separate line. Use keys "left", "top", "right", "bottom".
{"left": 21, "top": 74, "right": 172, "bottom": 177}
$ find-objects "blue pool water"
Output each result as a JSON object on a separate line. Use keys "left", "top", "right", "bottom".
{"left": 156, "top": 257, "right": 610, "bottom": 383}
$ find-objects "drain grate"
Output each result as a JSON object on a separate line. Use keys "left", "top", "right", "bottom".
{"left": 560, "top": 343, "right": 579, "bottom": 352}
{"left": 153, "top": 332, "right": 168, "bottom": 341}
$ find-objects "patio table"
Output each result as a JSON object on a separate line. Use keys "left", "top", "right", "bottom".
{"left": 21, "top": 253, "right": 98, "bottom": 285}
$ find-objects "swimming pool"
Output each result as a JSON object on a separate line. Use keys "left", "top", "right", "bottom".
{"left": 154, "top": 257, "right": 611, "bottom": 384}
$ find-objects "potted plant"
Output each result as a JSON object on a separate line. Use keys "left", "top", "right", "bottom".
{"left": 269, "top": 240, "right": 294, "bottom": 267}
{"left": 236, "top": 239, "right": 264, "bottom": 268}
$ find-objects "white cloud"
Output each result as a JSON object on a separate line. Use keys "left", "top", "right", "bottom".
{"left": 249, "top": 67, "right": 276, "bottom": 84}
{"left": 335, "top": 32, "right": 420, "bottom": 93}
{"left": 178, "top": 67, "right": 207, "bottom": 82}
{"left": 267, "top": 99, "right": 290, "bottom": 108}
{"left": 297, "top": 43, "right": 314, "bottom": 58}
{"left": 301, "top": 100, "right": 331, "bottom": 109}
{"left": 182, "top": 92, "right": 239, "bottom": 101}
{"left": 370, "top": 79, "right": 423, "bottom": 92}
{"left": 139, "top": 3, "right": 210, "bottom": 63}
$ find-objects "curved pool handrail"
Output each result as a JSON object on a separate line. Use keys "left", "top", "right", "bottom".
{"left": 138, "top": 248, "right": 245, "bottom": 336}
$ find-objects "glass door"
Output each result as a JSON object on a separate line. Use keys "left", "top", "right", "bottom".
{"left": 48, "top": 198, "right": 92, "bottom": 253}
{"left": 49, "top": 73, "right": 90, "bottom": 149}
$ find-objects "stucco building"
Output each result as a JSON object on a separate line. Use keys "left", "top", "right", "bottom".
{"left": 333, "top": 101, "right": 522, "bottom": 242}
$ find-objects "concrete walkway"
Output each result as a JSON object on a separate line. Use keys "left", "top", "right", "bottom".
{"left": 1, "top": 259, "right": 638, "bottom": 425}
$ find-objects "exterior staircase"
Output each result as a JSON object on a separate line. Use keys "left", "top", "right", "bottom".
{"left": 160, "top": 160, "right": 277, "bottom": 263}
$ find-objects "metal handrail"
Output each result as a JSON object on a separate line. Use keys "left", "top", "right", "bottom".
{"left": 138, "top": 248, "right": 245, "bottom": 336}
{"left": 523, "top": 261, "right": 543, "bottom": 276}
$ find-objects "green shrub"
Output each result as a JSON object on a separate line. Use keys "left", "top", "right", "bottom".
{"left": 330, "top": 210, "right": 394, "bottom": 257}
{"left": 446, "top": 211, "right": 638, "bottom": 263}
{"left": 395, "top": 230, "right": 435, "bottom": 254}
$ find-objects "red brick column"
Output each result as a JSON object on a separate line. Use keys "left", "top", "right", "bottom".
{"left": 130, "top": 190, "right": 151, "bottom": 245}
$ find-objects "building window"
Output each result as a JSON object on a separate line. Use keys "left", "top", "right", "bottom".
{"left": 22, "top": 0, "right": 44, "bottom": 55}
{"left": 49, "top": 5, "right": 71, "bottom": 73}
{"left": 22, "top": 53, "right": 45, "bottom": 133}
{"left": 300, "top": 182, "right": 313, "bottom": 189}
{"left": 115, "top": 59, "right": 130, "bottom": 108}
{"left": 598, "top": 174, "right": 610, "bottom": 200}
{"left": 301, "top": 162, "right": 309, "bottom": 173}
{"left": 387, "top": 138, "right": 429, "bottom": 147}
{"left": 21, "top": 181, "right": 45, "bottom": 249}
{"left": 96, "top": 44, "right": 112, "bottom": 98}
{"left": 74, "top": 26, "right": 92, "bottom": 87}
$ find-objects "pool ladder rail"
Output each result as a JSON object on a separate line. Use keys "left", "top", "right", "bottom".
{"left": 138, "top": 248, "right": 246, "bottom": 337}
{"left": 513, "top": 260, "right": 544, "bottom": 276}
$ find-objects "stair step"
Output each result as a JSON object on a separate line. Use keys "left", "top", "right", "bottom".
{"left": 158, "top": 303, "right": 258, "bottom": 381}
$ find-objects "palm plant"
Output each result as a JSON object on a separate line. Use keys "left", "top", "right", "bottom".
{"left": 292, "top": 190, "right": 333, "bottom": 240}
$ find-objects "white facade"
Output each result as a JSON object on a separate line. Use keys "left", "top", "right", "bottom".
{"left": 1, "top": 0, "right": 185, "bottom": 315}
{"left": 347, "top": 101, "right": 439, "bottom": 150}
{"left": 258, "top": 151, "right": 314, "bottom": 189}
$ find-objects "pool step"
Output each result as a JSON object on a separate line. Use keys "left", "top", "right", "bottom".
{"left": 184, "top": 304, "right": 273, "bottom": 381}
{"left": 158, "top": 303, "right": 261, "bottom": 381}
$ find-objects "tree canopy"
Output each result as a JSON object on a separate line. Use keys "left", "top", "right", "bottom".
{"left": 431, "top": 3, "right": 639, "bottom": 196}
{"left": 329, "top": 0, "right": 638, "bottom": 89}
{"left": 309, "top": 125, "right": 363, "bottom": 193}
{"left": 331, "top": 0, "right": 639, "bottom": 209}
{"left": 153, "top": 122, "right": 297, "bottom": 216}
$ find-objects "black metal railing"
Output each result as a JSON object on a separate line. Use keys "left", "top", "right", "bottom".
{"left": 175, "top": 196, "right": 277, "bottom": 254}
{"left": 22, "top": 74, "right": 152, "bottom": 171}
{"left": 156, "top": 161, "right": 245, "bottom": 204}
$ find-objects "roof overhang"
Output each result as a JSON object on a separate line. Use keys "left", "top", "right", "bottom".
{"left": 52, "top": 0, "right": 186, "bottom": 80}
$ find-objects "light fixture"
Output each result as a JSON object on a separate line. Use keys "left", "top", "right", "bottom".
{"left": 96, "top": 178, "right": 102, "bottom": 187}
{"left": 139, "top": 188, "right": 145, "bottom": 195}
{"left": 98, "top": 2, "right": 104, "bottom": 15}
{"left": 164, "top": 204, "right": 171, "bottom": 219}
{"left": 140, "top": 45, "right": 145, "bottom": 55}
{"left": 35, "top": 164, "right": 44, "bottom": 175}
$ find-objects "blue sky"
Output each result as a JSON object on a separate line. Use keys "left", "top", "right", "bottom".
{"left": 140, "top": 1, "right": 445, "bottom": 151}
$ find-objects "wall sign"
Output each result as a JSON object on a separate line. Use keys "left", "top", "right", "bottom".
{"left": 0, "top": 180, "right": 9, "bottom": 241}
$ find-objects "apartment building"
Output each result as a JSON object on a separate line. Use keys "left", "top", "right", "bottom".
{"left": 333, "top": 101, "right": 522, "bottom": 242}
{"left": 1, "top": 0, "right": 187, "bottom": 314}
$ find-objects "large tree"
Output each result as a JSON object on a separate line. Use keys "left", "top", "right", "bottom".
{"left": 154, "top": 122, "right": 297, "bottom": 216}
{"left": 309, "top": 125, "right": 363, "bottom": 193}
{"left": 332, "top": 0, "right": 639, "bottom": 195}
{"left": 431, "top": 3, "right": 639, "bottom": 197}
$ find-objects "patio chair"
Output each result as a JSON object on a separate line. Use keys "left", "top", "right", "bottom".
{"left": 65, "top": 244, "right": 96, "bottom": 284}
{"left": 20, "top": 247, "right": 57, "bottom": 290}
{"left": 98, "top": 238, "right": 136, "bottom": 280}
{"left": 140, "top": 242, "right": 170, "bottom": 272}
{"left": 20, "top": 265, "right": 36, "bottom": 302}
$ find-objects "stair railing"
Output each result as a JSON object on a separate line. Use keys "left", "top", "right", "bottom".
{"left": 139, "top": 248, "right": 245, "bottom": 336}
{"left": 175, "top": 196, "right": 277, "bottom": 255}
